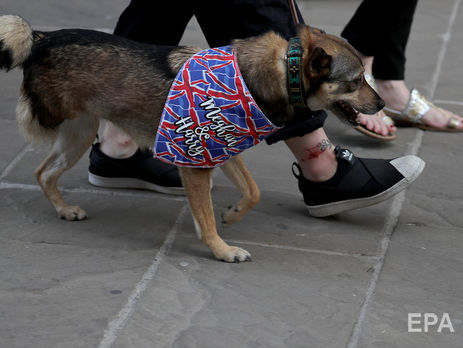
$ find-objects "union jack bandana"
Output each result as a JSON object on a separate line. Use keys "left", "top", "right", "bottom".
{"left": 153, "top": 46, "right": 280, "bottom": 168}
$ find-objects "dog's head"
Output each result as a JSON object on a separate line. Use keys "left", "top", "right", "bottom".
{"left": 297, "top": 26, "right": 384, "bottom": 120}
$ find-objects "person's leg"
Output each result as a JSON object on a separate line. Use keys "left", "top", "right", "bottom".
{"left": 343, "top": 0, "right": 463, "bottom": 130}
{"left": 340, "top": 0, "right": 406, "bottom": 137}
{"left": 195, "top": 0, "right": 303, "bottom": 46}
{"left": 280, "top": 113, "right": 424, "bottom": 218}
{"left": 103, "top": 0, "right": 193, "bottom": 159}
{"left": 356, "top": 55, "right": 397, "bottom": 137}
{"left": 113, "top": 0, "right": 192, "bottom": 44}
{"left": 99, "top": 122, "right": 138, "bottom": 159}
{"left": 341, "top": 0, "right": 417, "bottom": 80}
{"left": 88, "top": 0, "right": 194, "bottom": 193}
{"left": 351, "top": 0, "right": 416, "bottom": 115}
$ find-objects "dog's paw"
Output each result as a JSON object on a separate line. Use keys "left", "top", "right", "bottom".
{"left": 215, "top": 246, "right": 252, "bottom": 263}
{"left": 58, "top": 206, "right": 88, "bottom": 221}
{"left": 221, "top": 205, "right": 243, "bottom": 227}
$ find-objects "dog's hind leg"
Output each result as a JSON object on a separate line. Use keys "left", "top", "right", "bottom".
{"left": 219, "top": 155, "right": 260, "bottom": 226}
{"left": 179, "top": 166, "right": 251, "bottom": 263}
{"left": 35, "top": 116, "right": 99, "bottom": 221}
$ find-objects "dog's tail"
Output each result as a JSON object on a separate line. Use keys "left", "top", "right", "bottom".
{"left": 0, "top": 15, "right": 55, "bottom": 143}
{"left": 0, "top": 15, "right": 33, "bottom": 71}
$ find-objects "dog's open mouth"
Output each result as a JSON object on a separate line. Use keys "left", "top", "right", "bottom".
{"left": 332, "top": 101, "right": 359, "bottom": 126}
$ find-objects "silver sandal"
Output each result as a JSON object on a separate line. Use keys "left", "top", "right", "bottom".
{"left": 384, "top": 88, "right": 463, "bottom": 132}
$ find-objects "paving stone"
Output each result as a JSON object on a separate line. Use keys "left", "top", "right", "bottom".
{"left": 0, "top": 69, "right": 23, "bottom": 121}
{"left": 0, "top": 0, "right": 127, "bottom": 29}
{"left": 0, "top": 119, "right": 27, "bottom": 174}
{"left": 2, "top": 145, "right": 112, "bottom": 190}
{"left": 113, "top": 235, "right": 376, "bottom": 348}
{"left": 204, "top": 185, "right": 391, "bottom": 257}
{"left": 434, "top": 3, "right": 463, "bottom": 102}
{"left": 358, "top": 225, "right": 463, "bottom": 348}
{"left": 0, "top": 189, "right": 184, "bottom": 348}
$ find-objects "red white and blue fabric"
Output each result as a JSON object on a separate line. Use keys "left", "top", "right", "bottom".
{"left": 153, "top": 46, "right": 280, "bottom": 168}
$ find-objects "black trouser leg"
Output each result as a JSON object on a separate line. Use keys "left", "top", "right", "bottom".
{"left": 341, "top": 0, "right": 419, "bottom": 80}
{"left": 113, "top": 0, "right": 193, "bottom": 45}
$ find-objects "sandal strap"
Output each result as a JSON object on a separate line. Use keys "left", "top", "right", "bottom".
{"left": 401, "top": 88, "right": 431, "bottom": 123}
{"left": 381, "top": 115, "right": 395, "bottom": 127}
{"left": 447, "top": 116, "right": 461, "bottom": 129}
{"left": 364, "top": 74, "right": 378, "bottom": 92}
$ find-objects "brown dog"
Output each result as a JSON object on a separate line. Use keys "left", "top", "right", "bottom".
{"left": 0, "top": 15, "right": 383, "bottom": 262}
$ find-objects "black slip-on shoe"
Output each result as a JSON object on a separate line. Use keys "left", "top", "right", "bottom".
{"left": 292, "top": 146, "right": 425, "bottom": 217}
{"left": 88, "top": 143, "right": 185, "bottom": 195}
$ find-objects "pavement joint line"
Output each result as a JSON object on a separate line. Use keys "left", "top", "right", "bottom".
{"left": 346, "top": 190, "right": 407, "bottom": 348}
{"left": 346, "top": 1, "right": 460, "bottom": 347}
{"left": 0, "top": 144, "right": 32, "bottom": 181}
{"left": 98, "top": 204, "right": 189, "bottom": 348}
{"left": 433, "top": 99, "right": 463, "bottom": 106}
{"left": 225, "top": 239, "right": 379, "bottom": 261}
{"left": 0, "top": 181, "right": 187, "bottom": 201}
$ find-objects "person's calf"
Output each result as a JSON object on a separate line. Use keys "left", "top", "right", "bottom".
{"left": 285, "top": 131, "right": 337, "bottom": 182}
{"left": 99, "top": 121, "right": 138, "bottom": 159}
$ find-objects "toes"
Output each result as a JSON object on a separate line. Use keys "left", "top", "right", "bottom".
{"left": 365, "top": 118, "right": 376, "bottom": 131}
{"left": 219, "top": 246, "right": 252, "bottom": 263}
{"left": 232, "top": 254, "right": 251, "bottom": 263}
{"left": 233, "top": 247, "right": 252, "bottom": 262}
{"left": 358, "top": 112, "right": 396, "bottom": 136}
{"left": 59, "top": 206, "right": 88, "bottom": 221}
{"left": 374, "top": 123, "right": 387, "bottom": 135}
{"left": 357, "top": 114, "right": 368, "bottom": 125}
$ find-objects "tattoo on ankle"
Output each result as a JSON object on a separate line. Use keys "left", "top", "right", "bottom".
{"left": 302, "top": 139, "right": 332, "bottom": 161}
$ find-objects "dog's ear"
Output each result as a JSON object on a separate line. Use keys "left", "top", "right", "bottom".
{"left": 307, "top": 47, "right": 332, "bottom": 77}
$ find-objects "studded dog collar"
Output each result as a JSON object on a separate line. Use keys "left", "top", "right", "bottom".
{"left": 286, "top": 37, "right": 307, "bottom": 108}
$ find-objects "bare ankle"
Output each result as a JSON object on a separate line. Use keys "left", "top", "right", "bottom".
{"left": 285, "top": 131, "right": 338, "bottom": 182}
{"left": 361, "top": 56, "right": 374, "bottom": 75}
{"left": 100, "top": 136, "right": 138, "bottom": 159}
{"left": 100, "top": 122, "right": 139, "bottom": 158}
{"left": 375, "top": 80, "right": 410, "bottom": 109}
{"left": 298, "top": 144, "right": 337, "bottom": 182}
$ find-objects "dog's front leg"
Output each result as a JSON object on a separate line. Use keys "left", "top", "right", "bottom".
{"left": 220, "top": 155, "right": 260, "bottom": 226}
{"left": 179, "top": 167, "right": 251, "bottom": 263}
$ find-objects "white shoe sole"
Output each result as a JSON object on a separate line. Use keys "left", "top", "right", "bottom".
{"left": 307, "top": 156, "right": 425, "bottom": 217}
{"left": 88, "top": 172, "right": 186, "bottom": 196}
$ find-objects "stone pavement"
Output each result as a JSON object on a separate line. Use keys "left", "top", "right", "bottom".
{"left": 0, "top": 0, "right": 462, "bottom": 347}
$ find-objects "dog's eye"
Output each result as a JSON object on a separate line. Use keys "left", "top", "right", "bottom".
{"left": 347, "top": 76, "right": 363, "bottom": 92}
{"left": 353, "top": 76, "right": 363, "bottom": 86}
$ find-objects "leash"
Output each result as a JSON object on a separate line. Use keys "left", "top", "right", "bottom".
{"left": 288, "top": 0, "right": 300, "bottom": 24}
